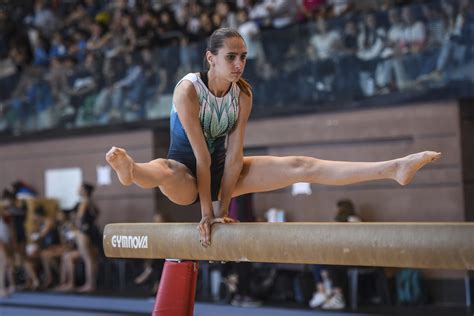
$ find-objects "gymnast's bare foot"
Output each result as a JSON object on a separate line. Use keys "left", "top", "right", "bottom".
{"left": 106, "top": 146, "right": 134, "bottom": 186}
{"left": 394, "top": 151, "right": 441, "bottom": 185}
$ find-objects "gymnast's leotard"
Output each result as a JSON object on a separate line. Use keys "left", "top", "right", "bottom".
{"left": 167, "top": 72, "right": 240, "bottom": 201}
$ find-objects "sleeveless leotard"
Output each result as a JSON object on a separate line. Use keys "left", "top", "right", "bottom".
{"left": 167, "top": 72, "right": 241, "bottom": 202}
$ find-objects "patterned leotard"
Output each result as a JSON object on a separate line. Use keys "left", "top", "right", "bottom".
{"left": 167, "top": 72, "right": 241, "bottom": 201}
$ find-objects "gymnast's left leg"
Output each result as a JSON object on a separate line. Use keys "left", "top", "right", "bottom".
{"left": 231, "top": 151, "right": 440, "bottom": 197}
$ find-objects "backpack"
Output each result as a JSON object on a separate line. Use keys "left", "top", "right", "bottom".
{"left": 395, "top": 268, "right": 425, "bottom": 305}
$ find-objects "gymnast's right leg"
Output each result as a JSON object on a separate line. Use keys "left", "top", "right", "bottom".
{"left": 105, "top": 146, "right": 198, "bottom": 205}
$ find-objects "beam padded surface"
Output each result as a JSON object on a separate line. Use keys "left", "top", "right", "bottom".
{"left": 103, "top": 223, "right": 474, "bottom": 270}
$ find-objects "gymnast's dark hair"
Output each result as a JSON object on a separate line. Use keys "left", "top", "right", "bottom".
{"left": 203, "top": 28, "right": 252, "bottom": 96}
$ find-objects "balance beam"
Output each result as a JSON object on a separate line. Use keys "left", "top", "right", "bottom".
{"left": 103, "top": 222, "right": 474, "bottom": 270}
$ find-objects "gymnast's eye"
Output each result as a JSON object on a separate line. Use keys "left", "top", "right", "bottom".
{"left": 227, "top": 55, "right": 236, "bottom": 61}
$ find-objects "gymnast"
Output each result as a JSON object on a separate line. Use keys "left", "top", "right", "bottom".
{"left": 106, "top": 28, "right": 441, "bottom": 248}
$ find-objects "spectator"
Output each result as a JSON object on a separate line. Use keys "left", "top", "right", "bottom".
{"left": 0, "top": 201, "right": 15, "bottom": 297}
{"left": 306, "top": 17, "right": 341, "bottom": 93}
{"left": 120, "top": 10, "right": 138, "bottom": 54}
{"left": 86, "top": 21, "right": 111, "bottom": 53}
{"left": 32, "top": 33, "right": 50, "bottom": 68}
{"left": 49, "top": 31, "right": 67, "bottom": 59}
{"left": 197, "top": 12, "right": 215, "bottom": 40}
{"left": 356, "top": 12, "right": 386, "bottom": 96}
{"left": 71, "top": 53, "right": 101, "bottom": 126}
{"left": 140, "top": 47, "right": 167, "bottom": 114}
{"left": 2, "top": 189, "right": 41, "bottom": 290}
{"left": 135, "top": 9, "right": 161, "bottom": 49}
{"left": 326, "top": 0, "right": 353, "bottom": 18}
{"left": 0, "top": 9, "right": 16, "bottom": 59}
{"left": 72, "top": 182, "right": 101, "bottom": 293}
{"left": 103, "top": 52, "right": 145, "bottom": 122}
{"left": 29, "top": 205, "right": 60, "bottom": 289}
{"left": 296, "top": 0, "right": 326, "bottom": 23}
{"left": 26, "top": 0, "right": 59, "bottom": 38}
{"left": 391, "top": 5, "right": 427, "bottom": 90}
{"left": 237, "top": 8, "right": 265, "bottom": 83}
{"left": 216, "top": 1, "right": 238, "bottom": 29}
{"left": 53, "top": 208, "right": 80, "bottom": 292}
{"left": 418, "top": 0, "right": 473, "bottom": 82}
{"left": 40, "top": 209, "right": 75, "bottom": 289}
{"left": 133, "top": 212, "right": 166, "bottom": 293}
{"left": 309, "top": 199, "right": 360, "bottom": 310}
{"left": 335, "top": 19, "right": 362, "bottom": 98}
{"left": 68, "top": 29, "right": 89, "bottom": 64}
{"left": 357, "top": 12, "right": 386, "bottom": 61}
{"left": 226, "top": 194, "right": 262, "bottom": 308}
{"left": 375, "top": 8, "right": 403, "bottom": 92}
{"left": 264, "top": 0, "right": 298, "bottom": 29}
{"left": 63, "top": 3, "right": 89, "bottom": 29}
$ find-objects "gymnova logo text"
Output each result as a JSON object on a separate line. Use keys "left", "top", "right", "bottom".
{"left": 111, "top": 235, "right": 148, "bottom": 249}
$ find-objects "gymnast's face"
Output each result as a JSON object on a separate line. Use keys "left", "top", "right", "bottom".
{"left": 210, "top": 37, "right": 247, "bottom": 83}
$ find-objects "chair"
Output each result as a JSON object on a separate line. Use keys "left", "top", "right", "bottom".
{"left": 347, "top": 267, "right": 391, "bottom": 310}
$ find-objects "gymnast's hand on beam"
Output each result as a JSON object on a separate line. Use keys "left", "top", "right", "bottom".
{"left": 198, "top": 216, "right": 238, "bottom": 248}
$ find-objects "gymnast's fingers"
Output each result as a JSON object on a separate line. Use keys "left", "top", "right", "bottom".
{"left": 203, "top": 221, "right": 211, "bottom": 247}
{"left": 197, "top": 223, "right": 206, "bottom": 246}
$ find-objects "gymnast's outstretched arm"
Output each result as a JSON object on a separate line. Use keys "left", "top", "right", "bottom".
{"left": 216, "top": 90, "right": 253, "bottom": 218}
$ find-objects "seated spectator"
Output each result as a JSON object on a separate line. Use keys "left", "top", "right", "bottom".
{"left": 334, "top": 19, "right": 362, "bottom": 98}
{"left": 391, "top": 6, "right": 427, "bottom": 90}
{"left": 309, "top": 199, "right": 361, "bottom": 310}
{"left": 134, "top": 212, "right": 166, "bottom": 293}
{"left": 28, "top": 205, "right": 60, "bottom": 288}
{"left": 356, "top": 12, "right": 386, "bottom": 97}
{"left": 375, "top": 8, "right": 403, "bottom": 92}
{"left": 108, "top": 52, "right": 146, "bottom": 122}
{"left": 0, "top": 201, "right": 15, "bottom": 297}
{"left": 326, "top": 0, "right": 353, "bottom": 18}
{"left": 25, "top": 0, "right": 59, "bottom": 38}
{"left": 306, "top": 17, "right": 341, "bottom": 93}
{"left": 216, "top": 1, "right": 238, "bottom": 29}
{"left": 418, "top": 0, "right": 473, "bottom": 82}
{"left": 357, "top": 12, "right": 386, "bottom": 62}
{"left": 31, "top": 33, "right": 50, "bottom": 68}
{"left": 237, "top": 8, "right": 265, "bottom": 84}
{"left": 72, "top": 53, "right": 102, "bottom": 126}
{"left": 54, "top": 243, "right": 80, "bottom": 292}
{"left": 296, "top": 0, "right": 326, "bottom": 23}
{"left": 263, "top": 0, "right": 298, "bottom": 29}
{"left": 2, "top": 188, "right": 40, "bottom": 290}
{"left": 414, "top": 4, "right": 448, "bottom": 81}
{"left": 40, "top": 209, "right": 75, "bottom": 289}
{"left": 68, "top": 29, "right": 89, "bottom": 64}
{"left": 140, "top": 47, "right": 167, "bottom": 117}
{"left": 226, "top": 194, "right": 262, "bottom": 308}
{"left": 86, "top": 21, "right": 111, "bottom": 53}
{"left": 49, "top": 32, "right": 67, "bottom": 59}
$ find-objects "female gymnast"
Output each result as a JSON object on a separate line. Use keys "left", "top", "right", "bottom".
{"left": 106, "top": 28, "right": 441, "bottom": 248}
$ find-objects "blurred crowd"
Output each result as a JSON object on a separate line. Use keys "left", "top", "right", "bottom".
{"left": 0, "top": 0, "right": 473, "bottom": 136}
{"left": 0, "top": 180, "right": 101, "bottom": 296}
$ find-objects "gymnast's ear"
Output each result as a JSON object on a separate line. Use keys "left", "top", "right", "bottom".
{"left": 206, "top": 50, "right": 215, "bottom": 67}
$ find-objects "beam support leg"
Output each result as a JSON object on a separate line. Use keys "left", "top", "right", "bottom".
{"left": 152, "top": 260, "right": 199, "bottom": 316}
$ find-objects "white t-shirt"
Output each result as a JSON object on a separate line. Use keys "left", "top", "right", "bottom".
{"left": 310, "top": 30, "right": 341, "bottom": 60}
{"left": 402, "top": 21, "right": 426, "bottom": 46}
{"left": 238, "top": 21, "right": 264, "bottom": 60}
